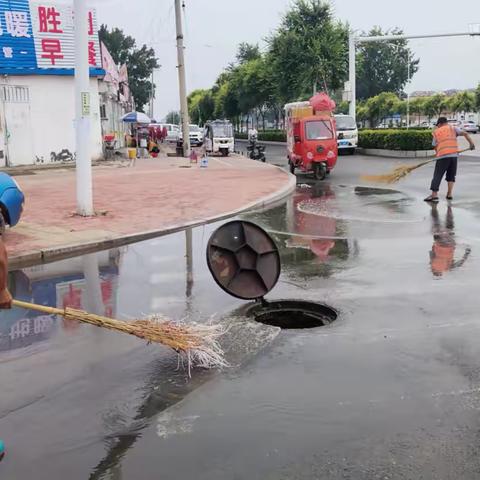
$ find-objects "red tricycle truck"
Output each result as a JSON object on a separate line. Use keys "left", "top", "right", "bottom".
{"left": 285, "top": 93, "right": 338, "bottom": 180}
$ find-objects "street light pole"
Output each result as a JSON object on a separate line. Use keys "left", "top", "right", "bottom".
{"left": 348, "top": 32, "right": 356, "bottom": 118}
{"left": 348, "top": 30, "right": 480, "bottom": 122}
{"left": 174, "top": 0, "right": 191, "bottom": 157}
{"left": 406, "top": 54, "right": 411, "bottom": 129}
{"left": 74, "top": 0, "right": 93, "bottom": 216}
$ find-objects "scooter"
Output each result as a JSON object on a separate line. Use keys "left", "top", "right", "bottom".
{"left": 246, "top": 139, "right": 266, "bottom": 162}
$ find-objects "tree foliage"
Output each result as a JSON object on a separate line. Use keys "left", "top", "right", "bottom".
{"left": 99, "top": 25, "right": 159, "bottom": 112}
{"left": 268, "top": 0, "right": 348, "bottom": 103}
{"left": 187, "top": 0, "right": 425, "bottom": 129}
{"left": 236, "top": 42, "right": 261, "bottom": 64}
{"left": 356, "top": 27, "right": 419, "bottom": 100}
{"left": 447, "top": 91, "right": 476, "bottom": 114}
{"left": 165, "top": 111, "right": 180, "bottom": 124}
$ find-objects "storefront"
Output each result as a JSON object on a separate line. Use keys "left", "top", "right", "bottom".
{"left": 0, "top": 0, "right": 105, "bottom": 166}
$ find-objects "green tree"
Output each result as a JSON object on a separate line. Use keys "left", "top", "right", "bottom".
{"left": 365, "top": 92, "right": 401, "bottom": 126}
{"left": 409, "top": 97, "right": 426, "bottom": 125}
{"left": 165, "top": 111, "right": 180, "bottom": 124}
{"left": 268, "top": 0, "right": 348, "bottom": 104}
{"left": 423, "top": 94, "right": 447, "bottom": 120}
{"left": 188, "top": 89, "right": 215, "bottom": 125}
{"left": 357, "top": 27, "right": 419, "bottom": 100}
{"left": 99, "top": 25, "right": 159, "bottom": 112}
{"left": 448, "top": 91, "right": 476, "bottom": 115}
{"left": 236, "top": 42, "right": 261, "bottom": 64}
{"left": 475, "top": 84, "right": 480, "bottom": 111}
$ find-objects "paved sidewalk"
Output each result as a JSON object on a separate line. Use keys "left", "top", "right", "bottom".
{"left": 7, "top": 153, "right": 295, "bottom": 268}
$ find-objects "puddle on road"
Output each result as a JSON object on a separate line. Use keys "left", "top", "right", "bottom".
{"left": 2, "top": 182, "right": 480, "bottom": 479}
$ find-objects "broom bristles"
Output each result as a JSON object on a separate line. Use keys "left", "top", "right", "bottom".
{"left": 63, "top": 308, "right": 228, "bottom": 372}
{"left": 361, "top": 161, "right": 431, "bottom": 184}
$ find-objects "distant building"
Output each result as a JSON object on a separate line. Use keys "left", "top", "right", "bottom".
{"left": 99, "top": 43, "right": 133, "bottom": 149}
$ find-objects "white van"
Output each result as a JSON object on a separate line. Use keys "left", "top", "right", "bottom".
{"left": 160, "top": 124, "right": 180, "bottom": 143}
{"left": 334, "top": 114, "right": 358, "bottom": 154}
{"left": 204, "top": 120, "right": 234, "bottom": 156}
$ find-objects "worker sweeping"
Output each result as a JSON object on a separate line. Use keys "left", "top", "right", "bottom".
{"left": 424, "top": 117, "right": 475, "bottom": 203}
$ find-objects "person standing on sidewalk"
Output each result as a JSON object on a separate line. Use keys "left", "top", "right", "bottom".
{"left": 424, "top": 117, "right": 475, "bottom": 203}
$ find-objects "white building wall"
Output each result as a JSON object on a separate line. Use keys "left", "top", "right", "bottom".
{"left": 1, "top": 75, "right": 102, "bottom": 166}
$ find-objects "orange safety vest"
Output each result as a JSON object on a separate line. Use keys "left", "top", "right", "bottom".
{"left": 433, "top": 125, "right": 458, "bottom": 158}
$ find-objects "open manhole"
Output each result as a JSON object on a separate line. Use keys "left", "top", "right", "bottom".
{"left": 207, "top": 221, "right": 338, "bottom": 329}
{"left": 246, "top": 300, "right": 337, "bottom": 329}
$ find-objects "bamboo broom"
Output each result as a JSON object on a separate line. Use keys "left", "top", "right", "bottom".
{"left": 361, "top": 148, "right": 471, "bottom": 184}
{"left": 12, "top": 300, "right": 228, "bottom": 371}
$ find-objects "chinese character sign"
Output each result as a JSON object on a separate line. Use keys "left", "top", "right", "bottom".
{"left": 31, "top": 2, "right": 101, "bottom": 70}
{"left": 0, "top": 0, "right": 102, "bottom": 74}
{"left": 0, "top": 0, "right": 37, "bottom": 71}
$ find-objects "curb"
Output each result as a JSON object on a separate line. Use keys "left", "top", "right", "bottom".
{"left": 357, "top": 148, "right": 436, "bottom": 158}
{"left": 10, "top": 167, "right": 296, "bottom": 269}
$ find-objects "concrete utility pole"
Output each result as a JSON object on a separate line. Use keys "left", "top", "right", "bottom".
{"left": 74, "top": 0, "right": 93, "bottom": 216}
{"left": 348, "top": 30, "right": 480, "bottom": 121}
{"left": 175, "top": 0, "right": 191, "bottom": 157}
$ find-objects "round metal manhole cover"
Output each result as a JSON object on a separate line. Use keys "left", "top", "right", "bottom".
{"left": 206, "top": 220, "right": 281, "bottom": 300}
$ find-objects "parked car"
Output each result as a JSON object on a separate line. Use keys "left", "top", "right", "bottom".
{"left": 447, "top": 119, "right": 461, "bottom": 128}
{"left": 0, "top": 173, "right": 24, "bottom": 232}
{"left": 334, "top": 114, "right": 358, "bottom": 154}
{"left": 178, "top": 124, "right": 204, "bottom": 146}
{"left": 460, "top": 121, "right": 479, "bottom": 134}
{"left": 160, "top": 124, "right": 180, "bottom": 143}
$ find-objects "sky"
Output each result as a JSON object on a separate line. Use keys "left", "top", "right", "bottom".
{"left": 93, "top": 0, "right": 480, "bottom": 119}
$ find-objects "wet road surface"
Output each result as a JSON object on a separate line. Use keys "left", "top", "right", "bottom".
{"left": 3, "top": 151, "right": 480, "bottom": 479}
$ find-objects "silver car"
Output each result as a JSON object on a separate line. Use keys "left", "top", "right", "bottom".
{"left": 460, "top": 121, "right": 479, "bottom": 134}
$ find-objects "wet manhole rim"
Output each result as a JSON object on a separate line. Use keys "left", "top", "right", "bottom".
{"left": 247, "top": 300, "right": 337, "bottom": 329}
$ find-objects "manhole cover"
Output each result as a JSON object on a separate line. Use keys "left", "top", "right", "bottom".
{"left": 207, "top": 220, "right": 281, "bottom": 300}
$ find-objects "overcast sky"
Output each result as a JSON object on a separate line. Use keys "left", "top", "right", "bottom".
{"left": 94, "top": 0, "right": 480, "bottom": 119}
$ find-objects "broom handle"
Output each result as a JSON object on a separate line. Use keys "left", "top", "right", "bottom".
{"left": 12, "top": 299, "right": 66, "bottom": 316}
{"left": 429, "top": 147, "right": 471, "bottom": 162}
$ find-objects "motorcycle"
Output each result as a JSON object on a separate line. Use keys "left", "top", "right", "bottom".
{"left": 246, "top": 139, "right": 266, "bottom": 163}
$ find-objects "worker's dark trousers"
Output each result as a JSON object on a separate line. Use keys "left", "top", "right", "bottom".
{"left": 430, "top": 156, "right": 457, "bottom": 192}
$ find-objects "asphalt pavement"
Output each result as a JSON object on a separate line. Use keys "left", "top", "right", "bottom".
{"left": 3, "top": 142, "right": 480, "bottom": 479}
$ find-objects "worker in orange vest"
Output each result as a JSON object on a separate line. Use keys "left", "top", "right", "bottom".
{"left": 424, "top": 117, "right": 475, "bottom": 203}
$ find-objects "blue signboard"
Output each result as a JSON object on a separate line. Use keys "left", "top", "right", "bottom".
{"left": 0, "top": 0, "right": 104, "bottom": 76}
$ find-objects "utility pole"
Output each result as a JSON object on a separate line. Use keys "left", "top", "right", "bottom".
{"left": 74, "top": 0, "right": 93, "bottom": 216}
{"left": 406, "top": 54, "right": 411, "bottom": 129}
{"left": 348, "top": 32, "right": 356, "bottom": 119}
{"left": 175, "top": 0, "right": 191, "bottom": 157}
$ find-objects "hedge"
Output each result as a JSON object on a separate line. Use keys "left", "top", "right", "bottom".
{"left": 358, "top": 129, "right": 433, "bottom": 151}
{"left": 235, "top": 130, "right": 286, "bottom": 142}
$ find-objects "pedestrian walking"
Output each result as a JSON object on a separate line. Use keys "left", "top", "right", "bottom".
{"left": 424, "top": 117, "right": 475, "bottom": 203}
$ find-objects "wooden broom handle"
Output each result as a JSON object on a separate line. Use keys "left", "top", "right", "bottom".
{"left": 12, "top": 299, "right": 66, "bottom": 316}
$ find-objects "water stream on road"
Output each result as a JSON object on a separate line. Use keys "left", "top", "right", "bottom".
{"left": 3, "top": 182, "right": 480, "bottom": 479}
